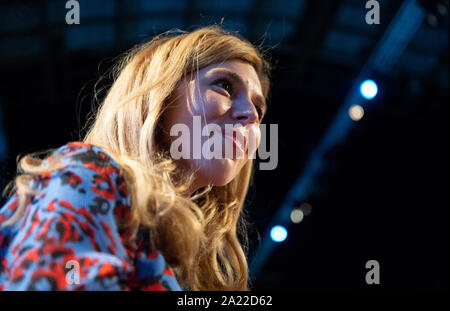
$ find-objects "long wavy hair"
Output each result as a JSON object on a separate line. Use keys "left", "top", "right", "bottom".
{"left": 1, "top": 25, "right": 271, "bottom": 290}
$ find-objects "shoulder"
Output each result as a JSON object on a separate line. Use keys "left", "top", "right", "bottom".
{"left": 45, "top": 141, "right": 121, "bottom": 173}
{"left": 39, "top": 141, "right": 128, "bottom": 199}
{"left": 1, "top": 142, "right": 129, "bottom": 225}
{"left": 37, "top": 141, "right": 131, "bottom": 224}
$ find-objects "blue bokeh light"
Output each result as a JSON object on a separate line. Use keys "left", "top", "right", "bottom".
{"left": 360, "top": 79, "right": 378, "bottom": 100}
{"left": 270, "top": 225, "right": 287, "bottom": 243}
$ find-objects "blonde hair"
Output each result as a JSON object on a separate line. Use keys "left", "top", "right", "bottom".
{"left": 1, "top": 25, "right": 271, "bottom": 291}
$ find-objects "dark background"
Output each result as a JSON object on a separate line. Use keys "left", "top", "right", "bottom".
{"left": 0, "top": 0, "right": 448, "bottom": 291}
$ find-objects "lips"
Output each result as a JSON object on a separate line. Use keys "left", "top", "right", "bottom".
{"left": 223, "top": 132, "right": 247, "bottom": 155}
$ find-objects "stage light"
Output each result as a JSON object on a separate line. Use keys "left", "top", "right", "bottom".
{"left": 290, "top": 209, "right": 304, "bottom": 224}
{"left": 426, "top": 14, "right": 438, "bottom": 26}
{"left": 437, "top": 3, "right": 447, "bottom": 16}
{"left": 299, "top": 202, "right": 312, "bottom": 216}
{"left": 360, "top": 79, "right": 378, "bottom": 99}
{"left": 270, "top": 225, "right": 287, "bottom": 242}
{"left": 349, "top": 104, "right": 364, "bottom": 121}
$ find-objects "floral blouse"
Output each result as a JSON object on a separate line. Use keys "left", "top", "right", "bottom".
{"left": 0, "top": 142, "right": 181, "bottom": 290}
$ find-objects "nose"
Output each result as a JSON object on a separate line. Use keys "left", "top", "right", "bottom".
{"left": 231, "top": 94, "right": 258, "bottom": 125}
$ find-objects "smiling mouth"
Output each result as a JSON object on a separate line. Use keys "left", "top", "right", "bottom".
{"left": 223, "top": 132, "right": 247, "bottom": 156}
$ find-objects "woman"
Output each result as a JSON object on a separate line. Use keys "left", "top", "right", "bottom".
{"left": 0, "top": 25, "right": 271, "bottom": 291}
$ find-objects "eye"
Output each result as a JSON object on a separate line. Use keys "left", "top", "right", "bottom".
{"left": 213, "top": 78, "right": 233, "bottom": 96}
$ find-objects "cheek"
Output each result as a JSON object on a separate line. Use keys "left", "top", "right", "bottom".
{"left": 192, "top": 158, "right": 246, "bottom": 187}
{"left": 192, "top": 89, "right": 229, "bottom": 117}
{"left": 247, "top": 126, "right": 261, "bottom": 158}
{"left": 164, "top": 93, "right": 193, "bottom": 133}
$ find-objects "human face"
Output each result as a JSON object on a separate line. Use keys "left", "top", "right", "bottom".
{"left": 163, "top": 60, "right": 266, "bottom": 193}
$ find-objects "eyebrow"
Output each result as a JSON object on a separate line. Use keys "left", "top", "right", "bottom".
{"left": 209, "top": 68, "right": 266, "bottom": 112}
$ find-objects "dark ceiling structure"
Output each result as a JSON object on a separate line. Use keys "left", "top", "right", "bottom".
{"left": 0, "top": 0, "right": 448, "bottom": 291}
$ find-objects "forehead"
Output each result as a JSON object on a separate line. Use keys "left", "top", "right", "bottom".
{"left": 198, "top": 60, "right": 263, "bottom": 92}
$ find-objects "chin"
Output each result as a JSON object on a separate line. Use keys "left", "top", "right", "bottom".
{"left": 197, "top": 158, "right": 246, "bottom": 187}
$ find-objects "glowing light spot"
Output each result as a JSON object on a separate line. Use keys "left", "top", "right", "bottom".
{"left": 290, "top": 209, "right": 304, "bottom": 224}
{"left": 426, "top": 14, "right": 438, "bottom": 27}
{"left": 360, "top": 80, "right": 378, "bottom": 99}
{"left": 270, "top": 225, "right": 287, "bottom": 243}
{"left": 299, "top": 203, "right": 312, "bottom": 216}
{"left": 349, "top": 104, "right": 364, "bottom": 121}
{"left": 437, "top": 3, "right": 447, "bottom": 16}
